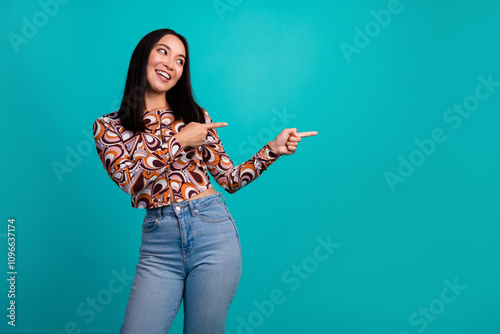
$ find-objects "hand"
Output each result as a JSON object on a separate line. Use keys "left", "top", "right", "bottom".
{"left": 269, "top": 128, "right": 318, "bottom": 156}
{"left": 174, "top": 121, "right": 228, "bottom": 148}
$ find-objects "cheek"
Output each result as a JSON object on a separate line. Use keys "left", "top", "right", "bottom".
{"left": 147, "top": 70, "right": 156, "bottom": 82}
{"left": 147, "top": 65, "right": 155, "bottom": 77}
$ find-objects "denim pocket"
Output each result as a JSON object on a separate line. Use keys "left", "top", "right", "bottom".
{"left": 142, "top": 214, "right": 158, "bottom": 233}
{"left": 195, "top": 202, "right": 231, "bottom": 223}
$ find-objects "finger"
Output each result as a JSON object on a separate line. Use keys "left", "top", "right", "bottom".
{"left": 206, "top": 122, "right": 228, "bottom": 129}
{"left": 297, "top": 131, "right": 318, "bottom": 138}
{"left": 287, "top": 136, "right": 302, "bottom": 142}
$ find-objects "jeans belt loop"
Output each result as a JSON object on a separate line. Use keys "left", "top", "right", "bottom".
{"left": 219, "top": 192, "right": 227, "bottom": 206}
{"left": 187, "top": 200, "right": 196, "bottom": 217}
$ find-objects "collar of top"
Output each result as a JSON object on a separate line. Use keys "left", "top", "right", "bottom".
{"left": 143, "top": 108, "right": 175, "bottom": 131}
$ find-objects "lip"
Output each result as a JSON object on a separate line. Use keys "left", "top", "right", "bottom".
{"left": 155, "top": 70, "right": 171, "bottom": 82}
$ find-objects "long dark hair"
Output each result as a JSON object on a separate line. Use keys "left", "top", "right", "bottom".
{"left": 118, "top": 28, "right": 205, "bottom": 133}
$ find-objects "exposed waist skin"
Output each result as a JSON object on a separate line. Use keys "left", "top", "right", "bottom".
{"left": 168, "top": 186, "right": 217, "bottom": 204}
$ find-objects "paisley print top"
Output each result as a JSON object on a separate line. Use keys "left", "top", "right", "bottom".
{"left": 92, "top": 108, "right": 281, "bottom": 209}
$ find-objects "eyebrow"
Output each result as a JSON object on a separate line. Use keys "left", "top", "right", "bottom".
{"left": 156, "top": 44, "right": 186, "bottom": 59}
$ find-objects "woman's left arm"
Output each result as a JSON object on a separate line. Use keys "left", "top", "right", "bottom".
{"left": 201, "top": 109, "right": 282, "bottom": 194}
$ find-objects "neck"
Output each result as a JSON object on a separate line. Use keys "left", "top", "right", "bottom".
{"left": 144, "top": 90, "right": 169, "bottom": 111}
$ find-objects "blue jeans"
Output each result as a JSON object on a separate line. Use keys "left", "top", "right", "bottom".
{"left": 120, "top": 191, "right": 242, "bottom": 334}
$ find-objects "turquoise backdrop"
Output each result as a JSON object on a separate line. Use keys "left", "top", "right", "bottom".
{"left": 2, "top": 0, "right": 500, "bottom": 333}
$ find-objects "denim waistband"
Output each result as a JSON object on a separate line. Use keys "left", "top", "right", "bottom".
{"left": 146, "top": 191, "right": 228, "bottom": 217}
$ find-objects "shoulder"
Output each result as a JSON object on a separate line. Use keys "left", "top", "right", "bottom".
{"left": 202, "top": 108, "right": 212, "bottom": 123}
{"left": 93, "top": 111, "right": 124, "bottom": 141}
{"left": 94, "top": 110, "right": 121, "bottom": 129}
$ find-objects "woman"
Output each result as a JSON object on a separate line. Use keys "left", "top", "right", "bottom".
{"left": 92, "top": 28, "right": 317, "bottom": 333}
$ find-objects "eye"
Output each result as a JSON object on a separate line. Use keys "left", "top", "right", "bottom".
{"left": 159, "top": 48, "right": 167, "bottom": 55}
{"left": 176, "top": 59, "right": 184, "bottom": 66}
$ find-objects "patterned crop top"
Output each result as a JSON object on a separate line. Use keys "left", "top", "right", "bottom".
{"left": 92, "top": 108, "right": 281, "bottom": 209}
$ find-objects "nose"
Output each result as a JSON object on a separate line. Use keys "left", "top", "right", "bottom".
{"left": 163, "top": 57, "right": 173, "bottom": 70}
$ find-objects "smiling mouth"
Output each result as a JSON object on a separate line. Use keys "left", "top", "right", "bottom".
{"left": 156, "top": 70, "right": 171, "bottom": 81}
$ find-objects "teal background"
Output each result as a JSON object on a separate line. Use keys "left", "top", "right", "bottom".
{"left": 2, "top": 0, "right": 500, "bottom": 333}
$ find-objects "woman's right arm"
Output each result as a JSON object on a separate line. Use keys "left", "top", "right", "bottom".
{"left": 92, "top": 118, "right": 185, "bottom": 195}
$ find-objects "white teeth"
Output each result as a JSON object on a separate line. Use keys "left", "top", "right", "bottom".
{"left": 156, "top": 70, "right": 171, "bottom": 80}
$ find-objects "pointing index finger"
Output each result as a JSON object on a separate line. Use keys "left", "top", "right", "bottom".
{"left": 205, "top": 122, "right": 228, "bottom": 129}
{"left": 296, "top": 131, "right": 318, "bottom": 137}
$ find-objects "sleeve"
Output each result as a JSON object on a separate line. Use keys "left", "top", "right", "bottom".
{"left": 201, "top": 109, "right": 282, "bottom": 194}
{"left": 92, "top": 117, "right": 185, "bottom": 195}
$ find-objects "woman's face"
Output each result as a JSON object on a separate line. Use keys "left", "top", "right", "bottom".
{"left": 146, "top": 34, "right": 186, "bottom": 94}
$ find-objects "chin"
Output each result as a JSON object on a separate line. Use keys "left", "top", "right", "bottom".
{"left": 150, "top": 82, "right": 170, "bottom": 93}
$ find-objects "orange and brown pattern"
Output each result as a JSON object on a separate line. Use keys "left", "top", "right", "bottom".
{"left": 93, "top": 108, "right": 281, "bottom": 209}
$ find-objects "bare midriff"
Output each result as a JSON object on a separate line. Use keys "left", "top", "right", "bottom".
{"left": 168, "top": 185, "right": 217, "bottom": 203}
